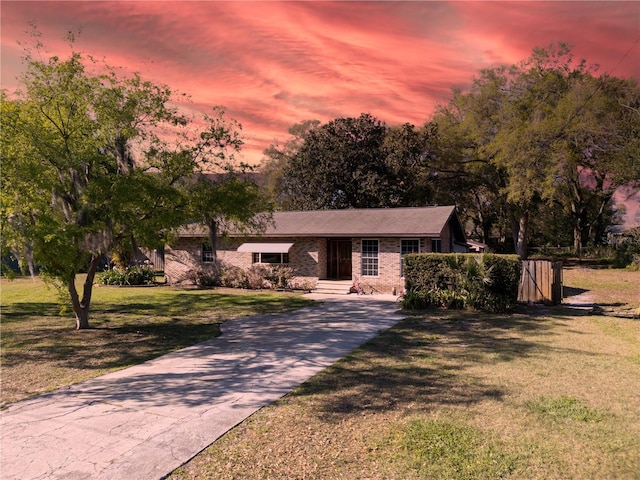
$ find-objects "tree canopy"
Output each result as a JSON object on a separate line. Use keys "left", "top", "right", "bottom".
{"left": 261, "top": 114, "right": 435, "bottom": 210}
{"left": 431, "top": 43, "right": 640, "bottom": 257}
{"left": 1, "top": 45, "right": 270, "bottom": 328}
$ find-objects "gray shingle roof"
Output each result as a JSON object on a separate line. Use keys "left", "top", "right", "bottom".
{"left": 181, "top": 206, "right": 462, "bottom": 238}
{"left": 266, "top": 206, "right": 456, "bottom": 237}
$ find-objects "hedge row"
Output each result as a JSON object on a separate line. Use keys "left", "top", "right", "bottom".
{"left": 403, "top": 253, "right": 521, "bottom": 312}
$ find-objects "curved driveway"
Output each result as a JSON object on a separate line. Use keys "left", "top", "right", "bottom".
{"left": 1, "top": 294, "right": 403, "bottom": 480}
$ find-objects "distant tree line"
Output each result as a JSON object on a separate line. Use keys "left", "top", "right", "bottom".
{"left": 260, "top": 43, "right": 640, "bottom": 259}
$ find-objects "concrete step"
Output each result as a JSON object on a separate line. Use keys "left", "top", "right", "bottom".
{"left": 314, "top": 280, "right": 353, "bottom": 295}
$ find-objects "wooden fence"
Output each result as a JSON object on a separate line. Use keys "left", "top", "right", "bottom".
{"left": 518, "top": 260, "right": 563, "bottom": 305}
{"left": 137, "top": 247, "right": 165, "bottom": 272}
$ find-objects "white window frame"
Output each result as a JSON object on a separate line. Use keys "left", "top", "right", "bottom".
{"left": 431, "top": 238, "right": 442, "bottom": 253}
{"left": 361, "top": 239, "right": 379, "bottom": 277}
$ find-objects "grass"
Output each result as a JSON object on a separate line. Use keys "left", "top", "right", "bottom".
{"left": 0, "top": 276, "right": 313, "bottom": 406}
{"left": 563, "top": 266, "right": 640, "bottom": 307}
{"left": 169, "top": 267, "right": 640, "bottom": 480}
{"left": 525, "top": 395, "right": 606, "bottom": 423}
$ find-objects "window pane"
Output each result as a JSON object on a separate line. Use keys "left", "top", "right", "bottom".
{"left": 401, "top": 239, "right": 420, "bottom": 275}
{"left": 254, "top": 252, "right": 289, "bottom": 264}
{"left": 259, "top": 252, "right": 278, "bottom": 264}
{"left": 431, "top": 239, "right": 442, "bottom": 253}
{"left": 361, "top": 240, "right": 378, "bottom": 276}
{"left": 401, "top": 239, "right": 420, "bottom": 255}
{"left": 202, "top": 243, "right": 214, "bottom": 263}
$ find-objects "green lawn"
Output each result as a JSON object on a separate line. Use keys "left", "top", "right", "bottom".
{"left": 0, "top": 277, "right": 313, "bottom": 406}
{"left": 2, "top": 269, "right": 638, "bottom": 479}
{"left": 169, "top": 268, "right": 640, "bottom": 480}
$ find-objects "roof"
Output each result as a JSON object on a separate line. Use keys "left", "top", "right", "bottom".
{"left": 180, "top": 206, "right": 465, "bottom": 240}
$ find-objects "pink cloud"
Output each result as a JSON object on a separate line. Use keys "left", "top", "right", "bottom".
{"left": 2, "top": 0, "right": 638, "bottom": 169}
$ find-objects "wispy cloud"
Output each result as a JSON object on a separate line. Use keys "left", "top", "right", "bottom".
{"left": 2, "top": 0, "right": 638, "bottom": 166}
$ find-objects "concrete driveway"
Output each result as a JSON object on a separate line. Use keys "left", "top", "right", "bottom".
{"left": 0, "top": 294, "right": 404, "bottom": 480}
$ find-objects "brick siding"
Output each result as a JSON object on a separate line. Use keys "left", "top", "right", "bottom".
{"left": 165, "top": 235, "right": 445, "bottom": 294}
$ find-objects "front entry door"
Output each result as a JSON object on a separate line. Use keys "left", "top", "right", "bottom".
{"left": 327, "top": 239, "right": 352, "bottom": 280}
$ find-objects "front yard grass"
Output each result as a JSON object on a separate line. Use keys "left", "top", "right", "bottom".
{"left": 0, "top": 277, "right": 313, "bottom": 406}
{"left": 169, "top": 268, "right": 640, "bottom": 480}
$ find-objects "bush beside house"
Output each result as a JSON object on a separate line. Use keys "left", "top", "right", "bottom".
{"left": 182, "top": 261, "right": 315, "bottom": 292}
{"left": 402, "top": 253, "right": 521, "bottom": 312}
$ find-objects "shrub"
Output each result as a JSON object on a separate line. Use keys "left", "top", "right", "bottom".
{"left": 403, "top": 253, "right": 521, "bottom": 312}
{"left": 263, "top": 265, "right": 296, "bottom": 289}
{"left": 402, "top": 288, "right": 431, "bottom": 310}
{"left": 183, "top": 262, "right": 222, "bottom": 287}
{"left": 288, "top": 278, "right": 316, "bottom": 291}
{"left": 628, "top": 254, "right": 640, "bottom": 271}
{"left": 96, "top": 265, "right": 156, "bottom": 286}
{"left": 220, "top": 264, "right": 248, "bottom": 288}
{"left": 613, "top": 227, "right": 640, "bottom": 268}
{"left": 246, "top": 265, "right": 271, "bottom": 289}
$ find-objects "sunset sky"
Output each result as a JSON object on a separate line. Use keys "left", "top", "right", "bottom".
{"left": 2, "top": 1, "right": 639, "bottom": 222}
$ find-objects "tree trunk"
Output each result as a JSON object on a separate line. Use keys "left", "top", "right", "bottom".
{"left": 569, "top": 179, "right": 584, "bottom": 254}
{"left": 512, "top": 213, "right": 529, "bottom": 259}
{"left": 68, "top": 255, "right": 101, "bottom": 330}
{"left": 24, "top": 243, "right": 37, "bottom": 278}
{"left": 586, "top": 190, "right": 613, "bottom": 247}
{"left": 573, "top": 222, "right": 582, "bottom": 255}
{"left": 206, "top": 218, "right": 218, "bottom": 262}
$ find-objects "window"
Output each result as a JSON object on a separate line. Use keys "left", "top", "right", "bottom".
{"left": 252, "top": 252, "right": 289, "bottom": 264}
{"left": 401, "top": 239, "right": 420, "bottom": 275}
{"left": 202, "top": 243, "right": 214, "bottom": 263}
{"left": 431, "top": 239, "right": 442, "bottom": 253}
{"left": 361, "top": 239, "right": 379, "bottom": 276}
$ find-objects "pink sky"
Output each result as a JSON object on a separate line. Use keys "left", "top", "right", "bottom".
{"left": 2, "top": 1, "right": 639, "bottom": 223}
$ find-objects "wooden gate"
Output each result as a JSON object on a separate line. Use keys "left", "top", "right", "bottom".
{"left": 518, "top": 260, "right": 563, "bottom": 304}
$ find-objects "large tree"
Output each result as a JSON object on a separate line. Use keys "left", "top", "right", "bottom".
{"left": 550, "top": 73, "right": 640, "bottom": 250}
{"left": 0, "top": 46, "right": 264, "bottom": 329}
{"left": 431, "top": 43, "right": 640, "bottom": 257}
{"left": 267, "top": 114, "right": 434, "bottom": 210}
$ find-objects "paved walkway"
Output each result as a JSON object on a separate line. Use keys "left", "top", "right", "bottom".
{"left": 1, "top": 294, "right": 403, "bottom": 480}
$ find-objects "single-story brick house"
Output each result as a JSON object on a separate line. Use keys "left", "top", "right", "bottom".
{"left": 165, "top": 205, "right": 468, "bottom": 294}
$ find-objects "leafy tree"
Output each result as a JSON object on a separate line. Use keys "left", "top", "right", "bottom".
{"left": 0, "top": 43, "right": 265, "bottom": 329}
{"left": 260, "top": 119, "right": 320, "bottom": 210}
{"left": 283, "top": 114, "right": 389, "bottom": 209}
{"left": 550, "top": 73, "right": 640, "bottom": 249}
{"left": 382, "top": 122, "right": 436, "bottom": 206}
{"left": 271, "top": 114, "right": 434, "bottom": 210}
{"left": 431, "top": 43, "right": 640, "bottom": 258}
{"left": 183, "top": 172, "right": 273, "bottom": 262}
{"left": 428, "top": 69, "right": 514, "bottom": 250}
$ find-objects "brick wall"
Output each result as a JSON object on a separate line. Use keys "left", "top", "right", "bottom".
{"left": 165, "top": 236, "right": 322, "bottom": 287}
{"left": 166, "top": 235, "right": 442, "bottom": 294}
{"left": 352, "top": 238, "right": 416, "bottom": 295}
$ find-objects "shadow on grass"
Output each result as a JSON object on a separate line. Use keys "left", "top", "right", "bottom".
{"left": 1, "top": 317, "right": 223, "bottom": 372}
{"left": 563, "top": 286, "right": 589, "bottom": 298}
{"left": 3, "top": 297, "right": 399, "bottom": 409}
{"left": 290, "top": 309, "right": 570, "bottom": 419}
{"left": 1, "top": 291, "right": 312, "bottom": 372}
